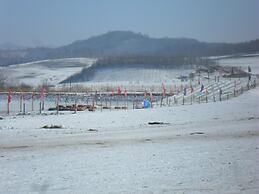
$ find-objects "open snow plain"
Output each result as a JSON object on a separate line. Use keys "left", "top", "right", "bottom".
{"left": 0, "top": 84, "right": 258, "bottom": 193}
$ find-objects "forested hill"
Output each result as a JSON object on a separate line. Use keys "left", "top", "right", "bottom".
{"left": 49, "top": 31, "right": 259, "bottom": 58}
{"left": 0, "top": 31, "right": 258, "bottom": 66}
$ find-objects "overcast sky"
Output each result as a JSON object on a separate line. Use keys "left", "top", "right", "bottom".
{"left": 0, "top": 0, "right": 258, "bottom": 47}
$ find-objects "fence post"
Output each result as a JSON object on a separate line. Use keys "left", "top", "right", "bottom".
{"left": 219, "top": 88, "right": 222, "bottom": 101}
{"left": 92, "top": 94, "right": 95, "bottom": 109}
{"left": 100, "top": 95, "right": 103, "bottom": 112}
{"left": 7, "top": 102, "right": 10, "bottom": 115}
{"left": 42, "top": 101, "right": 44, "bottom": 111}
{"left": 20, "top": 94, "right": 22, "bottom": 112}
{"left": 56, "top": 95, "right": 59, "bottom": 115}
{"left": 32, "top": 94, "right": 34, "bottom": 111}
{"left": 23, "top": 102, "right": 25, "bottom": 115}
{"left": 39, "top": 102, "right": 42, "bottom": 114}
{"left": 75, "top": 95, "right": 77, "bottom": 114}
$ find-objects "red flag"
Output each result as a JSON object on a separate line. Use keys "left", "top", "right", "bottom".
{"left": 150, "top": 92, "right": 154, "bottom": 101}
{"left": 40, "top": 88, "right": 45, "bottom": 101}
{"left": 117, "top": 86, "right": 121, "bottom": 96}
{"left": 162, "top": 82, "right": 165, "bottom": 89}
{"left": 111, "top": 88, "right": 114, "bottom": 97}
{"left": 124, "top": 89, "right": 127, "bottom": 97}
{"left": 8, "top": 89, "right": 12, "bottom": 104}
{"left": 162, "top": 83, "right": 166, "bottom": 97}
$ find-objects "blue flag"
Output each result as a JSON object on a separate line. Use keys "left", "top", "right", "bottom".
{"left": 200, "top": 84, "right": 204, "bottom": 92}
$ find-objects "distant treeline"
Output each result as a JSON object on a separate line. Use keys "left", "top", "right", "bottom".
{"left": 61, "top": 55, "right": 214, "bottom": 83}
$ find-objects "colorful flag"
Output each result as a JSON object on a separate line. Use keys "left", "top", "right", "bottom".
{"left": 200, "top": 84, "right": 204, "bottom": 92}
{"left": 40, "top": 88, "right": 45, "bottom": 101}
{"left": 124, "top": 89, "right": 127, "bottom": 97}
{"left": 162, "top": 82, "right": 166, "bottom": 90}
{"left": 8, "top": 89, "right": 12, "bottom": 104}
{"left": 150, "top": 92, "right": 153, "bottom": 101}
{"left": 117, "top": 86, "right": 121, "bottom": 96}
{"left": 162, "top": 83, "right": 166, "bottom": 97}
{"left": 111, "top": 88, "right": 114, "bottom": 97}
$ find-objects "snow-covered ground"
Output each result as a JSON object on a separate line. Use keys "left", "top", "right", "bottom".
{"left": 2, "top": 55, "right": 258, "bottom": 90}
{"left": 218, "top": 55, "right": 259, "bottom": 74}
{"left": 0, "top": 85, "right": 258, "bottom": 193}
{"left": 0, "top": 55, "right": 258, "bottom": 193}
{"left": 85, "top": 67, "right": 193, "bottom": 83}
{"left": 0, "top": 58, "right": 96, "bottom": 86}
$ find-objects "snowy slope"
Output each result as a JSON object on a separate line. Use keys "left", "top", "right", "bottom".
{"left": 1, "top": 58, "right": 96, "bottom": 86}
{"left": 218, "top": 55, "right": 259, "bottom": 74}
{"left": 1, "top": 55, "right": 258, "bottom": 89}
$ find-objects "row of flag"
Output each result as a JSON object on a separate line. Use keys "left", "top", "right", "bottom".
{"left": 7, "top": 88, "right": 46, "bottom": 104}
{"left": 5, "top": 83, "right": 209, "bottom": 104}
{"left": 110, "top": 83, "right": 207, "bottom": 98}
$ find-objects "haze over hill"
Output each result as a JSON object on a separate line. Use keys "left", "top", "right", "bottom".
{"left": 0, "top": 31, "right": 258, "bottom": 66}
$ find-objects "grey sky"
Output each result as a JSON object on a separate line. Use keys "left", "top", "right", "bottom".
{"left": 0, "top": 0, "right": 258, "bottom": 47}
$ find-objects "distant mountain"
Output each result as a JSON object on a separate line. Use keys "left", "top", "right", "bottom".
{"left": 49, "top": 31, "right": 259, "bottom": 58}
{"left": 0, "top": 42, "right": 27, "bottom": 51}
{"left": 0, "top": 31, "right": 259, "bottom": 66}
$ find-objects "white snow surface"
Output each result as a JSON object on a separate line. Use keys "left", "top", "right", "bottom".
{"left": 0, "top": 86, "right": 258, "bottom": 193}
{"left": 86, "top": 67, "right": 193, "bottom": 84}
{"left": 2, "top": 55, "right": 258, "bottom": 89}
{"left": 218, "top": 56, "right": 259, "bottom": 74}
{"left": 1, "top": 58, "right": 96, "bottom": 86}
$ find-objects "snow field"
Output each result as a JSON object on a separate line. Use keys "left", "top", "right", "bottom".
{"left": 0, "top": 85, "right": 258, "bottom": 193}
